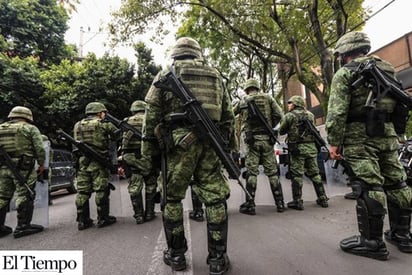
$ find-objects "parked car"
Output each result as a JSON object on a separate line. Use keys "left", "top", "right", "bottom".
{"left": 49, "top": 149, "right": 76, "bottom": 194}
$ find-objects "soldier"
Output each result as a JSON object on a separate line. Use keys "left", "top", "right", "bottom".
{"left": 327, "top": 31, "right": 412, "bottom": 260}
{"left": 279, "top": 95, "right": 329, "bottom": 210}
{"left": 122, "top": 100, "right": 158, "bottom": 224}
{"left": 0, "top": 106, "right": 45, "bottom": 238}
{"left": 73, "top": 102, "right": 119, "bottom": 230}
{"left": 234, "top": 78, "right": 285, "bottom": 215}
{"left": 142, "top": 37, "right": 233, "bottom": 274}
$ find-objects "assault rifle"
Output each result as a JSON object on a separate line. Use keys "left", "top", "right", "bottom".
{"left": 104, "top": 113, "right": 143, "bottom": 140}
{"left": 352, "top": 59, "right": 412, "bottom": 109}
{"left": 298, "top": 117, "right": 329, "bottom": 160}
{"left": 154, "top": 68, "right": 252, "bottom": 201}
{"left": 0, "top": 145, "right": 34, "bottom": 198}
{"left": 57, "top": 129, "right": 117, "bottom": 174}
{"left": 246, "top": 99, "right": 279, "bottom": 145}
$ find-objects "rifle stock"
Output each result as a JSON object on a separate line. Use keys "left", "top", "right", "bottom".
{"left": 104, "top": 113, "right": 144, "bottom": 140}
{"left": 352, "top": 59, "right": 412, "bottom": 109}
{"left": 154, "top": 69, "right": 252, "bottom": 201}
{"left": 0, "top": 145, "right": 34, "bottom": 198}
{"left": 57, "top": 129, "right": 117, "bottom": 174}
{"left": 246, "top": 99, "right": 279, "bottom": 145}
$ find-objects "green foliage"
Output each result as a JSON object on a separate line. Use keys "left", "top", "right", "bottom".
{"left": 0, "top": 0, "right": 71, "bottom": 64}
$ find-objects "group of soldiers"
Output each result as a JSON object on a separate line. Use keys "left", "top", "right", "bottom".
{"left": 1, "top": 31, "right": 412, "bottom": 275}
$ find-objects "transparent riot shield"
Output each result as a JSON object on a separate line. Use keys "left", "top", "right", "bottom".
{"left": 32, "top": 180, "right": 49, "bottom": 227}
{"left": 108, "top": 141, "right": 122, "bottom": 217}
{"left": 324, "top": 159, "right": 350, "bottom": 196}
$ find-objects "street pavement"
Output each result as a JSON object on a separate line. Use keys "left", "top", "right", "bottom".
{"left": 1, "top": 168, "right": 412, "bottom": 275}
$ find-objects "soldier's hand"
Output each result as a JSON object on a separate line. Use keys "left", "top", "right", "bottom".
{"left": 37, "top": 165, "right": 45, "bottom": 176}
{"left": 329, "top": 145, "right": 342, "bottom": 160}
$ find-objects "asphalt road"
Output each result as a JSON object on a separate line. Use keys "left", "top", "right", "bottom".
{"left": 1, "top": 169, "right": 412, "bottom": 275}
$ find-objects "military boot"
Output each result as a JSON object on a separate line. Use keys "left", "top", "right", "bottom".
{"left": 207, "top": 210, "right": 230, "bottom": 275}
{"left": 97, "top": 194, "right": 116, "bottom": 228}
{"left": 287, "top": 181, "right": 304, "bottom": 210}
{"left": 163, "top": 217, "right": 187, "bottom": 271}
{"left": 131, "top": 193, "right": 144, "bottom": 224}
{"left": 384, "top": 206, "right": 412, "bottom": 253}
{"left": 0, "top": 206, "right": 12, "bottom": 238}
{"left": 239, "top": 184, "right": 256, "bottom": 215}
{"left": 313, "top": 181, "right": 329, "bottom": 208}
{"left": 189, "top": 188, "right": 204, "bottom": 222}
{"left": 77, "top": 200, "right": 94, "bottom": 231}
{"left": 13, "top": 201, "right": 43, "bottom": 238}
{"left": 144, "top": 191, "right": 157, "bottom": 222}
{"left": 340, "top": 197, "right": 389, "bottom": 260}
{"left": 270, "top": 182, "right": 285, "bottom": 213}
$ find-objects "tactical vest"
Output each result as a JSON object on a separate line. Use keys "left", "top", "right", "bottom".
{"left": 0, "top": 121, "right": 35, "bottom": 158}
{"left": 344, "top": 56, "right": 398, "bottom": 136}
{"left": 0, "top": 121, "right": 21, "bottom": 156}
{"left": 288, "top": 110, "right": 315, "bottom": 143}
{"left": 74, "top": 118, "right": 107, "bottom": 151}
{"left": 175, "top": 60, "right": 223, "bottom": 121}
{"left": 122, "top": 114, "right": 143, "bottom": 150}
{"left": 246, "top": 93, "right": 273, "bottom": 131}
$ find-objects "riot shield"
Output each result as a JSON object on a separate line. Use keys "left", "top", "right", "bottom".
{"left": 108, "top": 141, "right": 122, "bottom": 217}
{"left": 324, "top": 159, "right": 349, "bottom": 196}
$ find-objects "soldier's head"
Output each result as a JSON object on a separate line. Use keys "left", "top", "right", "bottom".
{"left": 130, "top": 100, "right": 146, "bottom": 114}
{"left": 85, "top": 102, "right": 107, "bottom": 118}
{"left": 171, "top": 37, "right": 202, "bottom": 60}
{"left": 243, "top": 78, "right": 260, "bottom": 94}
{"left": 8, "top": 106, "right": 33, "bottom": 123}
{"left": 334, "top": 31, "right": 371, "bottom": 66}
{"left": 287, "top": 95, "right": 305, "bottom": 111}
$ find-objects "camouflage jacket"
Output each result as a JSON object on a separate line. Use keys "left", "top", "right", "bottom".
{"left": 142, "top": 59, "right": 235, "bottom": 156}
{"left": 234, "top": 91, "right": 283, "bottom": 141}
{"left": 0, "top": 120, "right": 45, "bottom": 165}
{"left": 326, "top": 55, "right": 398, "bottom": 146}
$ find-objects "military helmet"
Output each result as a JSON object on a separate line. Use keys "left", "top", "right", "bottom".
{"left": 8, "top": 106, "right": 33, "bottom": 122}
{"left": 85, "top": 102, "right": 107, "bottom": 114}
{"left": 334, "top": 31, "right": 371, "bottom": 56}
{"left": 171, "top": 37, "right": 202, "bottom": 59}
{"left": 130, "top": 100, "right": 147, "bottom": 112}
{"left": 288, "top": 95, "right": 305, "bottom": 108}
{"left": 243, "top": 78, "right": 260, "bottom": 91}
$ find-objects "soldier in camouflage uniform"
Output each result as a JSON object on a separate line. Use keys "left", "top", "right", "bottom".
{"left": 73, "top": 102, "right": 119, "bottom": 230}
{"left": 122, "top": 100, "right": 158, "bottom": 224}
{"left": 326, "top": 31, "right": 412, "bottom": 260}
{"left": 234, "top": 78, "right": 285, "bottom": 215}
{"left": 142, "top": 37, "right": 234, "bottom": 274}
{"left": 0, "top": 106, "right": 45, "bottom": 238}
{"left": 279, "top": 95, "right": 329, "bottom": 210}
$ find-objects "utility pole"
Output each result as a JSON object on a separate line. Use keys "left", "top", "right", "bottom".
{"left": 79, "top": 26, "right": 100, "bottom": 58}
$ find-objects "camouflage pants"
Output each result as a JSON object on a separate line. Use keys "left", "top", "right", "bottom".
{"left": 75, "top": 157, "right": 110, "bottom": 214}
{"left": 245, "top": 139, "right": 279, "bottom": 190}
{"left": 0, "top": 167, "right": 36, "bottom": 210}
{"left": 289, "top": 143, "right": 322, "bottom": 186}
{"left": 123, "top": 152, "right": 157, "bottom": 197}
{"left": 344, "top": 137, "right": 411, "bottom": 209}
{"left": 162, "top": 141, "right": 230, "bottom": 241}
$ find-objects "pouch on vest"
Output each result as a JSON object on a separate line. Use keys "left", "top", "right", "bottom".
{"left": 391, "top": 103, "right": 409, "bottom": 135}
{"left": 17, "top": 155, "right": 35, "bottom": 171}
{"left": 365, "top": 108, "right": 386, "bottom": 137}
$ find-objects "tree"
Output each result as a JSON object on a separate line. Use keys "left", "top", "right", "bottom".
{"left": 0, "top": 0, "right": 71, "bottom": 64}
{"left": 110, "top": 0, "right": 368, "bottom": 113}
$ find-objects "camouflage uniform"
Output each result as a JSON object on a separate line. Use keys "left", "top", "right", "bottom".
{"left": 234, "top": 78, "right": 285, "bottom": 214}
{"left": 0, "top": 106, "right": 45, "bottom": 238}
{"left": 74, "top": 102, "right": 119, "bottom": 230}
{"left": 279, "top": 95, "right": 329, "bottom": 210}
{"left": 122, "top": 100, "right": 158, "bottom": 224}
{"left": 326, "top": 31, "right": 412, "bottom": 260}
{"left": 142, "top": 37, "right": 233, "bottom": 274}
